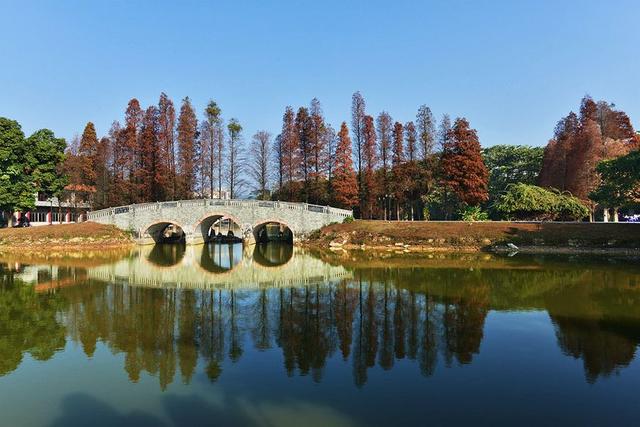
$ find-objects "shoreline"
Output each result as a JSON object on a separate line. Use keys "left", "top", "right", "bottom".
{"left": 0, "top": 222, "right": 135, "bottom": 252}
{"left": 2, "top": 220, "right": 640, "bottom": 257}
{"left": 304, "top": 242, "right": 640, "bottom": 256}
{"left": 302, "top": 220, "right": 640, "bottom": 256}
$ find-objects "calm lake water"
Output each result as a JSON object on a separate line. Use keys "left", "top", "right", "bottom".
{"left": 2, "top": 243, "right": 640, "bottom": 426}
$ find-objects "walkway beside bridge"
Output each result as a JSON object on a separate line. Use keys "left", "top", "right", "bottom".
{"left": 87, "top": 199, "right": 352, "bottom": 245}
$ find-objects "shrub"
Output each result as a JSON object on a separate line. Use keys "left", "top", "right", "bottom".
{"left": 460, "top": 206, "right": 489, "bottom": 221}
{"left": 555, "top": 193, "right": 590, "bottom": 221}
{"left": 495, "top": 183, "right": 589, "bottom": 221}
{"left": 343, "top": 216, "right": 354, "bottom": 223}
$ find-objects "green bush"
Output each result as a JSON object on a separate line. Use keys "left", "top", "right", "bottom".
{"left": 460, "top": 206, "right": 489, "bottom": 221}
{"left": 343, "top": 216, "right": 354, "bottom": 223}
{"left": 555, "top": 193, "right": 590, "bottom": 221}
{"left": 495, "top": 183, "right": 588, "bottom": 221}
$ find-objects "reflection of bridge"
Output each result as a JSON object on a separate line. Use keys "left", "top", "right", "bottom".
{"left": 87, "top": 199, "right": 352, "bottom": 245}
{"left": 86, "top": 245, "right": 352, "bottom": 289}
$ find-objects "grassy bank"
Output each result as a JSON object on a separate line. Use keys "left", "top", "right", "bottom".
{"left": 0, "top": 222, "right": 134, "bottom": 252}
{"left": 307, "top": 220, "right": 640, "bottom": 253}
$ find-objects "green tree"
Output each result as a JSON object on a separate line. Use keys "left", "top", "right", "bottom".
{"left": 482, "top": 145, "right": 544, "bottom": 215}
{"left": 0, "top": 118, "right": 34, "bottom": 215}
{"left": 0, "top": 265, "right": 66, "bottom": 377}
{"left": 589, "top": 150, "right": 640, "bottom": 220}
{"left": 0, "top": 119, "right": 66, "bottom": 221}
{"left": 205, "top": 100, "right": 223, "bottom": 198}
{"left": 227, "top": 118, "right": 244, "bottom": 199}
{"left": 26, "top": 129, "right": 68, "bottom": 200}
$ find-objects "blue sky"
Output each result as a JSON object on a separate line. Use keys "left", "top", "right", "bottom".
{"left": 1, "top": 0, "right": 638, "bottom": 147}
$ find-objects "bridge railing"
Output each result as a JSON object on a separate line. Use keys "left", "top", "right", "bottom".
{"left": 86, "top": 199, "right": 352, "bottom": 221}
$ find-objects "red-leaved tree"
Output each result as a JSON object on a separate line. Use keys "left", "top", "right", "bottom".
{"left": 440, "top": 118, "right": 488, "bottom": 212}
{"left": 362, "top": 115, "right": 378, "bottom": 219}
{"left": 332, "top": 122, "right": 358, "bottom": 209}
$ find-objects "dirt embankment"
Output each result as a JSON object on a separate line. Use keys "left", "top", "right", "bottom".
{"left": 0, "top": 222, "right": 134, "bottom": 252}
{"left": 305, "top": 221, "right": 640, "bottom": 254}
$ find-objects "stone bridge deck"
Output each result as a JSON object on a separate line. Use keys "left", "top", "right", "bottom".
{"left": 87, "top": 199, "right": 352, "bottom": 245}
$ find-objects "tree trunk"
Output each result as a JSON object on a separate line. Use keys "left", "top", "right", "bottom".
{"left": 603, "top": 208, "right": 609, "bottom": 222}
{"left": 613, "top": 207, "right": 619, "bottom": 222}
{"left": 383, "top": 198, "right": 387, "bottom": 221}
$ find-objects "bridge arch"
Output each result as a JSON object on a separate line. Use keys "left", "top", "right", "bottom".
{"left": 252, "top": 218, "right": 294, "bottom": 243}
{"left": 193, "top": 212, "right": 243, "bottom": 243}
{"left": 143, "top": 220, "right": 186, "bottom": 244}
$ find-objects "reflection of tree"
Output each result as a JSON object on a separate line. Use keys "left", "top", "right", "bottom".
{"left": 276, "top": 285, "right": 336, "bottom": 382}
{"left": 200, "top": 289, "right": 225, "bottom": 382}
{"left": 251, "top": 289, "right": 273, "bottom": 351}
{"left": 419, "top": 294, "right": 438, "bottom": 377}
{"left": 0, "top": 265, "right": 66, "bottom": 377}
{"left": 353, "top": 278, "right": 379, "bottom": 388}
{"left": 56, "top": 267, "right": 493, "bottom": 388}
{"left": 544, "top": 273, "right": 640, "bottom": 383}
{"left": 178, "top": 291, "right": 198, "bottom": 383}
{"left": 443, "top": 285, "right": 489, "bottom": 365}
{"left": 407, "top": 291, "right": 419, "bottom": 360}
{"left": 552, "top": 316, "right": 638, "bottom": 383}
{"left": 393, "top": 287, "right": 406, "bottom": 360}
{"left": 379, "top": 283, "right": 394, "bottom": 370}
{"left": 334, "top": 281, "right": 357, "bottom": 360}
{"left": 228, "top": 290, "right": 243, "bottom": 362}
{"left": 7, "top": 256, "right": 640, "bottom": 388}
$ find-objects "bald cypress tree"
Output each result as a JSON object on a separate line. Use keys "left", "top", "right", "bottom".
{"left": 362, "top": 115, "right": 378, "bottom": 219}
{"left": 440, "top": 118, "right": 488, "bottom": 211}
{"left": 158, "top": 93, "right": 176, "bottom": 200}
{"left": 296, "top": 107, "right": 312, "bottom": 202}
{"left": 416, "top": 105, "right": 435, "bottom": 161}
{"left": 78, "top": 122, "right": 99, "bottom": 187}
{"left": 177, "top": 97, "right": 198, "bottom": 199}
{"left": 539, "top": 96, "right": 637, "bottom": 219}
{"left": 391, "top": 121, "right": 405, "bottom": 219}
{"left": 250, "top": 130, "right": 272, "bottom": 200}
{"left": 139, "top": 106, "right": 160, "bottom": 201}
{"left": 332, "top": 122, "right": 358, "bottom": 209}
{"left": 377, "top": 111, "right": 392, "bottom": 219}
{"left": 279, "top": 106, "right": 300, "bottom": 201}
{"left": 392, "top": 122, "right": 404, "bottom": 167}
{"left": 404, "top": 121, "right": 417, "bottom": 163}
{"left": 351, "top": 92, "right": 366, "bottom": 214}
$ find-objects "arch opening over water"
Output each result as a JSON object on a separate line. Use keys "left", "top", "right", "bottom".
{"left": 145, "top": 222, "right": 186, "bottom": 244}
{"left": 194, "top": 214, "right": 243, "bottom": 243}
{"left": 253, "top": 221, "right": 293, "bottom": 244}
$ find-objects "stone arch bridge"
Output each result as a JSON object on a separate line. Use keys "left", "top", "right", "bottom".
{"left": 87, "top": 199, "right": 352, "bottom": 245}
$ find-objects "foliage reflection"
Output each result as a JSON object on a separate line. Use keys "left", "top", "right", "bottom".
{"left": 1, "top": 252, "right": 640, "bottom": 389}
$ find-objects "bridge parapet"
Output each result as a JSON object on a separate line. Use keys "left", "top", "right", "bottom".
{"left": 87, "top": 199, "right": 352, "bottom": 245}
